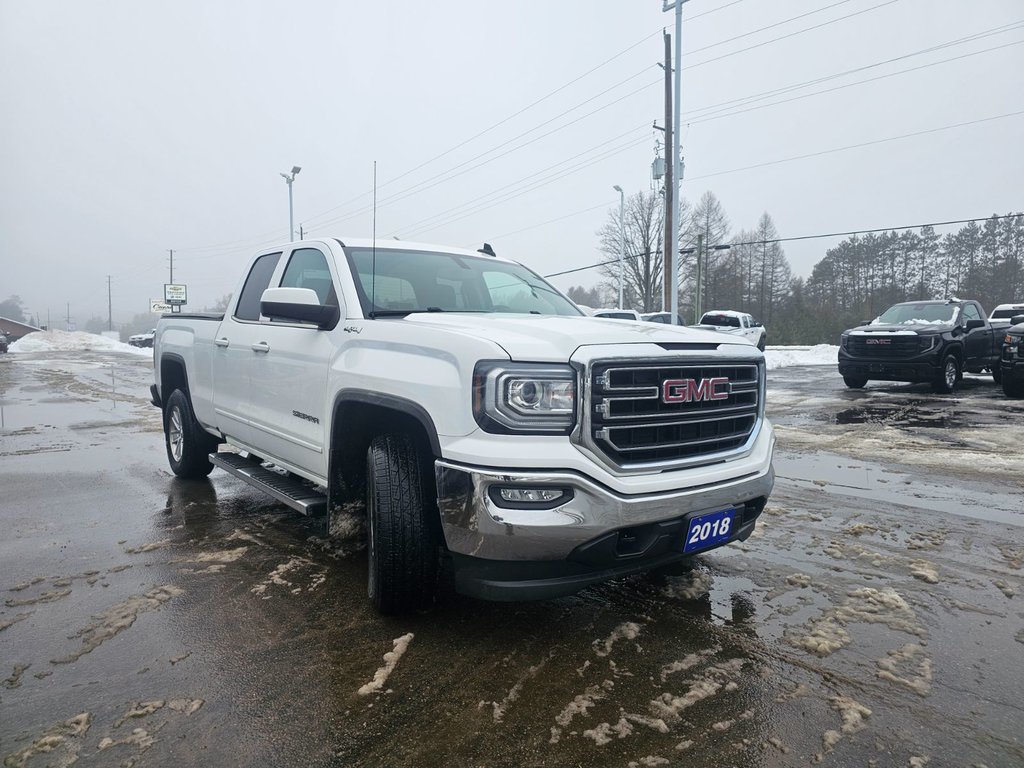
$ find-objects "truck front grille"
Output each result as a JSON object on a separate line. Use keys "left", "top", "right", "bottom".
{"left": 589, "top": 361, "right": 761, "bottom": 467}
{"left": 845, "top": 336, "right": 920, "bottom": 357}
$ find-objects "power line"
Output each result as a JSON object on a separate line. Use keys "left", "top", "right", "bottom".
{"left": 683, "top": 20, "right": 1024, "bottom": 122}
{"left": 687, "top": 110, "right": 1024, "bottom": 181}
{"left": 541, "top": 214, "right": 1023, "bottom": 279}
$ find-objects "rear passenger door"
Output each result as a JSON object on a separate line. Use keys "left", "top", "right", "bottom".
{"left": 246, "top": 245, "right": 340, "bottom": 481}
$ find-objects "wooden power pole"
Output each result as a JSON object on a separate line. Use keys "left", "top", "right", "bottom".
{"left": 662, "top": 31, "right": 674, "bottom": 314}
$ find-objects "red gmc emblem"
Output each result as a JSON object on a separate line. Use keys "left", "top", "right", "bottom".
{"left": 662, "top": 377, "right": 730, "bottom": 403}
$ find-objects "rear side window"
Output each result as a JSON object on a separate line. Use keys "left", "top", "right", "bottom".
{"left": 234, "top": 252, "right": 281, "bottom": 321}
{"left": 280, "top": 248, "right": 337, "bottom": 306}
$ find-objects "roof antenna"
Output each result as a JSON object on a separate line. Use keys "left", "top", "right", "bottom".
{"left": 371, "top": 160, "right": 377, "bottom": 317}
{"left": 478, "top": 242, "right": 496, "bottom": 257}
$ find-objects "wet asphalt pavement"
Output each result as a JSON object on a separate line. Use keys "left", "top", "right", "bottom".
{"left": 1, "top": 350, "right": 1022, "bottom": 767}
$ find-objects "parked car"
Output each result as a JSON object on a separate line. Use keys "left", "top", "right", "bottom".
{"left": 641, "top": 312, "right": 687, "bottom": 325}
{"left": 128, "top": 328, "right": 156, "bottom": 348}
{"left": 592, "top": 308, "right": 642, "bottom": 321}
{"left": 0, "top": 331, "right": 9, "bottom": 353}
{"left": 838, "top": 299, "right": 1002, "bottom": 392}
{"left": 691, "top": 310, "right": 766, "bottom": 350}
{"left": 151, "top": 237, "right": 774, "bottom": 613}
{"left": 999, "top": 313, "right": 1024, "bottom": 397}
{"left": 989, "top": 303, "right": 1024, "bottom": 329}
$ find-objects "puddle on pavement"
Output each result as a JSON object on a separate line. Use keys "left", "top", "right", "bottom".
{"left": 831, "top": 400, "right": 967, "bottom": 429}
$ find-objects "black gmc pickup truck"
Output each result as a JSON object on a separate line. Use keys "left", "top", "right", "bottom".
{"left": 1000, "top": 316, "right": 1024, "bottom": 398}
{"left": 838, "top": 299, "right": 1002, "bottom": 393}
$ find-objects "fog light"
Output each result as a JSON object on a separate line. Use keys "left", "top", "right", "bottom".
{"left": 489, "top": 486, "right": 573, "bottom": 509}
{"left": 500, "top": 488, "right": 562, "bottom": 503}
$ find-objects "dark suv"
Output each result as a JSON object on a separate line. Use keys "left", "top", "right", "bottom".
{"left": 1000, "top": 314, "right": 1024, "bottom": 397}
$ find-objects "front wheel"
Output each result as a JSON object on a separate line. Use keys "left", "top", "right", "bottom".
{"left": 843, "top": 376, "right": 868, "bottom": 389}
{"left": 366, "top": 433, "right": 440, "bottom": 614}
{"left": 1003, "top": 375, "right": 1024, "bottom": 398}
{"left": 992, "top": 365, "right": 1002, "bottom": 384}
{"left": 164, "top": 389, "right": 218, "bottom": 478}
{"left": 932, "top": 355, "right": 959, "bottom": 394}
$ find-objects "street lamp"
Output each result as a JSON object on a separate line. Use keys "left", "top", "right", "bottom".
{"left": 280, "top": 166, "right": 301, "bottom": 241}
{"left": 613, "top": 185, "right": 625, "bottom": 309}
{"left": 681, "top": 241, "right": 731, "bottom": 322}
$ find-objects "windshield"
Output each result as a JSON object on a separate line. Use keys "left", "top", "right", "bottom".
{"left": 700, "top": 313, "right": 741, "bottom": 328}
{"left": 991, "top": 308, "right": 1024, "bottom": 319}
{"left": 873, "top": 303, "right": 959, "bottom": 325}
{"left": 344, "top": 247, "right": 582, "bottom": 317}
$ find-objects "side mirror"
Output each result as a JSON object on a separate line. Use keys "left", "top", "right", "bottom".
{"left": 1011, "top": 314, "right": 1024, "bottom": 326}
{"left": 260, "top": 287, "right": 340, "bottom": 329}
{"left": 963, "top": 318, "right": 985, "bottom": 330}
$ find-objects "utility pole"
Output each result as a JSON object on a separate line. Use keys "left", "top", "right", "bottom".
{"left": 662, "top": 30, "right": 674, "bottom": 315}
{"left": 663, "top": 0, "right": 688, "bottom": 324}
{"left": 299, "top": 224, "right": 305, "bottom": 240}
{"left": 107, "top": 275, "right": 113, "bottom": 331}
{"left": 694, "top": 233, "right": 703, "bottom": 322}
{"left": 66, "top": 302, "right": 71, "bottom": 332}
{"left": 168, "top": 249, "right": 174, "bottom": 284}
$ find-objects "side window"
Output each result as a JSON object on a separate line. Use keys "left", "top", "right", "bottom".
{"left": 962, "top": 303, "right": 981, "bottom": 322}
{"left": 280, "top": 248, "right": 337, "bottom": 306}
{"left": 234, "top": 252, "right": 282, "bottom": 321}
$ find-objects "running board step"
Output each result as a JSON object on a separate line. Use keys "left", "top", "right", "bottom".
{"left": 210, "top": 452, "right": 327, "bottom": 517}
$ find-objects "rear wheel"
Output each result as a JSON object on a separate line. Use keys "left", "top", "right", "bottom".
{"left": 164, "top": 389, "right": 218, "bottom": 478}
{"left": 843, "top": 376, "right": 868, "bottom": 389}
{"left": 932, "top": 355, "right": 959, "bottom": 394}
{"left": 366, "top": 433, "right": 440, "bottom": 614}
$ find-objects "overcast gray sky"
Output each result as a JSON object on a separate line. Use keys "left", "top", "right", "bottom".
{"left": 2, "top": 0, "right": 1021, "bottom": 326}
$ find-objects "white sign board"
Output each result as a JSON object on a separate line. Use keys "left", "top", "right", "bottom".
{"left": 164, "top": 284, "right": 187, "bottom": 305}
{"left": 151, "top": 299, "right": 172, "bottom": 313}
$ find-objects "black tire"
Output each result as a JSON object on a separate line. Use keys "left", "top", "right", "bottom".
{"left": 1003, "top": 375, "right": 1024, "bottom": 398}
{"left": 843, "top": 376, "right": 868, "bottom": 389}
{"left": 992, "top": 365, "right": 1002, "bottom": 384}
{"left": 931, "top": 355, "right": 959, "bottom": 394}
{"left": 163, "top": 389, "right": 218, "bottom": 478}
{"left": 756, "top": 335, "right": 766, "bottom": 352}
{"left": 366, "top": 433, "right": 440, "bottom": 614}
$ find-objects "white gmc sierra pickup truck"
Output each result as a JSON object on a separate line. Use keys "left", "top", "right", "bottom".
{"left": 151, "top": 238, "right": 775, "bottom": 613}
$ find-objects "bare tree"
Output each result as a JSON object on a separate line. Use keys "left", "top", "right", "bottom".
{"left": 596, "top": 191, "right": 665, "bottom": 312}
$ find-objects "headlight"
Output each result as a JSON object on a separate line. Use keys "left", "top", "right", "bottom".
{"left": 919, "top": 336, "right": 938, "bottom": 351}
{"left": 473, "top": 362, "right": 576, "bottom": 434}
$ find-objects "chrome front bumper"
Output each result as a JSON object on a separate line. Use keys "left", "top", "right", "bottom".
{"left": 434, "top": 454, "right": 775, "bottom": 563}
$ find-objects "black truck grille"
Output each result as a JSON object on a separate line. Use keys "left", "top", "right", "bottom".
{"left": 845, "top": 335, "right": 920, "bottom": 357}
{"left": 589, "top": 361, "right": 760, "bottom": 466}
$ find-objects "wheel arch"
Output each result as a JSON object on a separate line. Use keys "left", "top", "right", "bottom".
{"left": 158, "top": 353, "right": 190, "bottom": 408}
{"left": 328, "top": 390, "right": 442, "bottom": 509}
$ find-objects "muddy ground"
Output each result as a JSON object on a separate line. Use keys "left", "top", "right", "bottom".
{"left": 1, "top": 350, "right": 1021, "bottom": 767}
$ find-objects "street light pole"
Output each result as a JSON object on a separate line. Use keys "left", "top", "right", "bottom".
{"left": 613, "top": 185, "right": 625, "bottom": 309}
{"left": 664, "top": 0, "right": 688, "bottom": 324}
{"left": 280, "top": 166, "right": 302, "bottom": 241}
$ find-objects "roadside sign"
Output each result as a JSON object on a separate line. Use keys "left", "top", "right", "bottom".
{"left": 151, "top": 299, "right": 172, "bottom": 313}
{"left": 164, "top": 284, "right": 187, "bottom": 305}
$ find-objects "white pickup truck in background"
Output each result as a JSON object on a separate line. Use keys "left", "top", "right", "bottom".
{"left": 151, "top": 238, "right": 775, "bottom": 613}
{"left": 691, "top": 310, "right": 767, "bottom": 350}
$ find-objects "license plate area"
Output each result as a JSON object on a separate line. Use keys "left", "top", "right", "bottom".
{"left": 683, "top": 508, "right": 736, "bottom": 554}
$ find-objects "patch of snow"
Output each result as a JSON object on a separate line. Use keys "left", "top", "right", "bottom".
{"left": 10, "top": 330, "right": 152, "bottom": 357}
{"left": 594, "top": 622, "right": 642, "bottom": 657}
{"left": 763, "top": 344, "right": 839, "bottom": 370}
{"left": 357, "top": 633, "right": 414, "bottom": 696}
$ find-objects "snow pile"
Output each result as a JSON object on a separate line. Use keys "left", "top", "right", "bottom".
{"left": 763, "top": 344, "right": 838, "bottom": 370}
{"left": 9, "top": 330, "right": 152, "bottom": 357}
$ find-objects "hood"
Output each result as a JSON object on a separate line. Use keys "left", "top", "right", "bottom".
{"left": 848, "top": 323, "right": 951, "bottom": 335}
{"left": 400, "top": 313, "right": 745, "bottom": 361}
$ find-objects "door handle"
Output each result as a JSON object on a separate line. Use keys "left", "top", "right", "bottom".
{"left": 215, "top": 337, "right": 230, "bottom": 348}
{"left": 252, "top": 342, "right": 270, "bottom": 353}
